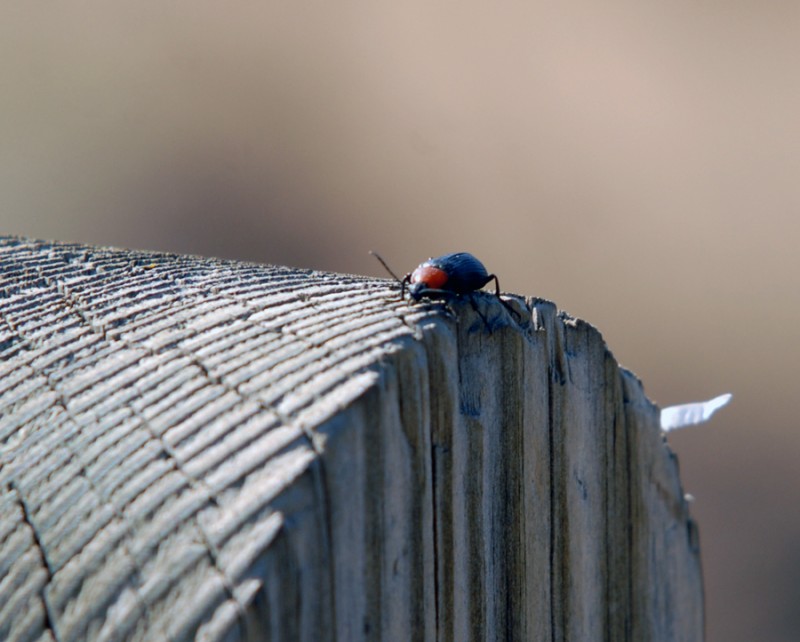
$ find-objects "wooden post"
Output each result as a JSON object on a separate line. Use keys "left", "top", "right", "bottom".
{"left": 0, "top": 237, "right": 703, "bottom": 641}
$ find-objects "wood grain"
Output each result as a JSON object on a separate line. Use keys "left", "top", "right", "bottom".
{"left": 0, "top": 237, "right": 703, "bottom": 641}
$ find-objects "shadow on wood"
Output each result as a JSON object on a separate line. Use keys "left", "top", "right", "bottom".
{"left": 0, "top": 237, "right": 702, "bottom": 641}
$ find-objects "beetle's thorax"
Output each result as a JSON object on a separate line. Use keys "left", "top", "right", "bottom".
{"left": 411, "top": 264, "right": 449, "bottom": 289}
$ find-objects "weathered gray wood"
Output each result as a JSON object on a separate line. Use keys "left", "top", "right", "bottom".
{"left": 0, "top": 237, "right": 703, "bottom": 641}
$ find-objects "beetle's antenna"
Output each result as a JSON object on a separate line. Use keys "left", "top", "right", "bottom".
{"left": 369, "top": 251, "right": 402, "bottom": 282}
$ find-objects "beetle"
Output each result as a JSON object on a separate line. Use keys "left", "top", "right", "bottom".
{"left": 370, "top": 251, "right": 520, "bottom": 321}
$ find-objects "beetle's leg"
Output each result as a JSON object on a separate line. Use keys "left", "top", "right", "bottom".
{"left": 438, "top": 297, "right": 458, "bottom": 321}
{"left": 400, "top": 274, "right": 411, "bottom": 299}
{"left": 488, "top": 274, "right": 523, "bottom": 321}
{"left": 405, "top": 288, "right": 458, "bottom": 319}
{"left": 419, "top": 291, "right": 489, "bottom": 329}
{"left": 489, "top": 274, "right": 502, "bottom": 297}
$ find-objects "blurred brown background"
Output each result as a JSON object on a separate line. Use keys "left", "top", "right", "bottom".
{"left": 1, "top": 2, "right": 798, "bottom": 639}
